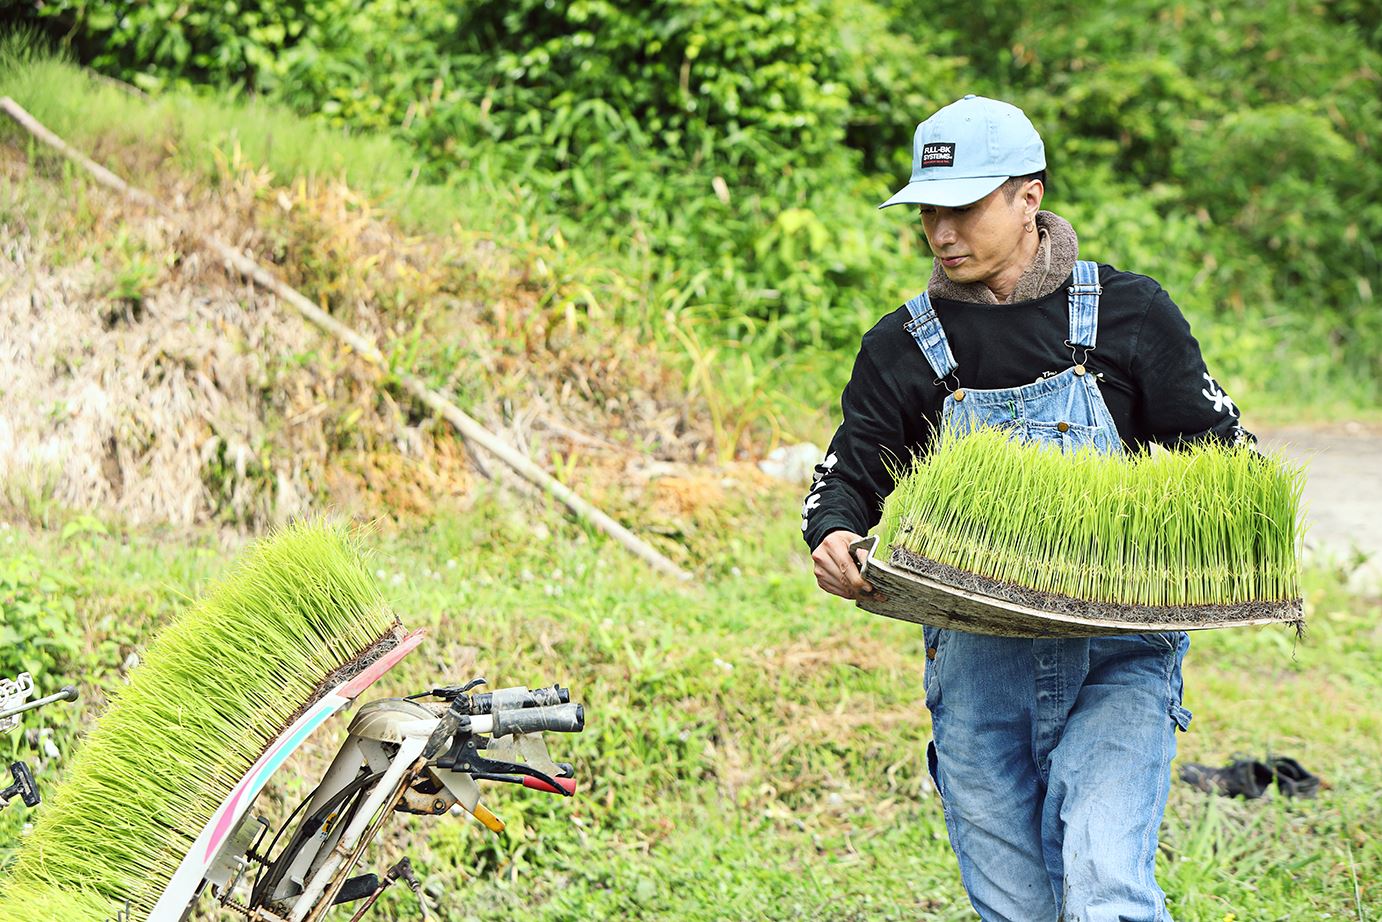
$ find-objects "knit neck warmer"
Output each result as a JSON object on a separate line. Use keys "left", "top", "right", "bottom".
{"left": 926, "top": 210, "right": 1079, "bottom": 305}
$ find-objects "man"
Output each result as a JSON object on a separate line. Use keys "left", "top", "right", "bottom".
{"left": 802, "top": 96, "right": 1247, "bottom": 922}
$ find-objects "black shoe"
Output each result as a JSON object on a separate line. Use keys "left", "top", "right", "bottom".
{"left": 1179, "top": 758, "right": 1274, "bottom": 799}
{"left": 1268, "top": 756, "right": 1320, "bottom": 798}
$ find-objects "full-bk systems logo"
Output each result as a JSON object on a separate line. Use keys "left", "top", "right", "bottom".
{"left": 921, "top": 142, "right": 956, "bottom": 168}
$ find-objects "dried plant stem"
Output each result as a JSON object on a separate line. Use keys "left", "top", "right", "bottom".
{"left": 0, "top": 96, "right": 690, "bottom": 582}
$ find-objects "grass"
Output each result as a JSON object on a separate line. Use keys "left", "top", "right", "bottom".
{"left": 0, "top": 521, "right": 399, "bottom": 920}
{"left": 0, "top": 42, "right": 431, "bottom": 224}
{"left": 0, "top": 497, "right": 1376, "bottom": 921}
{"left": 878, "top": 428, "right": 1305, "bottom": 608}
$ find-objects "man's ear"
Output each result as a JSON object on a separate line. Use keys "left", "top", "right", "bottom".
{"left": 1024, "top": 179, "right": 1045, "bottom": 215}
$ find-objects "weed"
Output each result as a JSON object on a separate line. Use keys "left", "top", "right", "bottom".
{"left": 0, "top": 553, "right": 82, "bottom": 693}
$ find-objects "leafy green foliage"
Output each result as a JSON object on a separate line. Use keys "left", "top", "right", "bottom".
{"left": 10, "top": 0, "right": 1382, "bottom": 420}
{"left": 24, "top": 0, "right": 345, "bottom": 90}
{"left": 0, "top": 554, "right": 82, "bottom": 691}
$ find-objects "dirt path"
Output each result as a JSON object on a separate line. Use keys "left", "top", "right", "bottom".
{"left": 1257, "top": 425, "right": 1382, "bottom": 592}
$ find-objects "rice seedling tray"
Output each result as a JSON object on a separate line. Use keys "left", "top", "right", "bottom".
{"left": 850, "top": 536, "right": 1303, "bottom": 638}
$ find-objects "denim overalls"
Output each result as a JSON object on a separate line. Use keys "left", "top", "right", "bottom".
{"left": 904, "top": 261, "right": 1193, "bottom": 922}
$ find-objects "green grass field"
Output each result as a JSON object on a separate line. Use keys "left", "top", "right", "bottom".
{"left": 2, "top": 495, "right": 1376, "bottom": 921}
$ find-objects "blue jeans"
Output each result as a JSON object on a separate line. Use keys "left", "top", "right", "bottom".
{"left": 924, "top": 628, "right": 1192, "bottom": 922}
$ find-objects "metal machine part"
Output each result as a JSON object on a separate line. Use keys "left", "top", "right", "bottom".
{"left": 198, "top": 676, "right": 585, "bottom": 922}
{"left": 0, "top": 762, "right": 39, "bottom": 808}
{"left": 0, "top": 673, "right": 79, "bottom": 812}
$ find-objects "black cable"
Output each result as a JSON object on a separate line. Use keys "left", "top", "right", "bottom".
{"left": 250, "top": 769, "right": 385, "bottom": 908}
{"left": 247, "top": 780, "right": 320, "bottom": 903}
{"left": 254, "top": 772, "right": 381, "bottom": 906}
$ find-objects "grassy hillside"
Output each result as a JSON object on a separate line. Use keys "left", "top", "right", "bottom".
{"left": 10, "top": 0, "right": 1381, "bottom": 419}
{"left": 1, "top": 50, "right": 807, "bottom": 547}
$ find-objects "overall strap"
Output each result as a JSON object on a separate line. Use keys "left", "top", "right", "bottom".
{"left": 903, "top": 290, "right": 959, "bottom": 383}
{"left": 1067, "top": 260, "right": 1102, "bottom": 350}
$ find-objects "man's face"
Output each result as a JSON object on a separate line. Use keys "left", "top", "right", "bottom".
{"left": 918, "top": 183, "right": 1036, "bottom": 288}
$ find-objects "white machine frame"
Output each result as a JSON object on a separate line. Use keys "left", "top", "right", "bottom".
{"left": 190, "top": 677, "right": 581, "bottom": 922}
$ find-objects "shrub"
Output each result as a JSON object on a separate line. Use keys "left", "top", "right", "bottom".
{"left": 0, "top": 554, "right": 82, "bottom": 693}
{"left": 12, "top": 0, "right": 1381, "bottom": 413}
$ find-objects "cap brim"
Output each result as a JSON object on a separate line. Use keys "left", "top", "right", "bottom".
{"left": 878, "top": 175, "right": 1007, "bottom": 209}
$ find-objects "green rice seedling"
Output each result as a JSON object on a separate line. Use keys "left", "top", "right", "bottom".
{"left": 877, "top": 428, "right": 1304, "bottom": 614}
{"left": 0, "top": 520, "right": 399, "bottom": 920}
{"left": 0, "top": 881, "right": 113, "bottom": 921}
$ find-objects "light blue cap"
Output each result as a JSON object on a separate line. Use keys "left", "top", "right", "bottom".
{"left": 880, "top": 95, "right": 1046, "bottom": 209}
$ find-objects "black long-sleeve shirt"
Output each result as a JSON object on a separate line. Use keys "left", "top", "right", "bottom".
{"left": 802, "top": 263, "right": 1249, "bottom": 550}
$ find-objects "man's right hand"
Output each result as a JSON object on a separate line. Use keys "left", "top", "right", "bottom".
{"left": 811, "top": 530, "right": 874, "bottom": 600}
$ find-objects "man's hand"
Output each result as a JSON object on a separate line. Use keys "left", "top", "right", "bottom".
{"left": 811, "top": 530, "right": 874, "bottom": 600}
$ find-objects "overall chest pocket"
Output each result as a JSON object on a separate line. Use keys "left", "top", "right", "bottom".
{"left": 1024, "top": 419, "right": 1118, "bottom": 453}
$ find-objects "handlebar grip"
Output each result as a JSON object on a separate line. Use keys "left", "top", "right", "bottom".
{"left": 471, "top": 684, "right": 570, "bottom": 714}
{"left": 491, "top": 703, "right": 584, "bottom": 737}
{"left": 523, "top": 775, "right": 577, "bottom": 795}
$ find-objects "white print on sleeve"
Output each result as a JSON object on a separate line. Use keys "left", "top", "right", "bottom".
{"left": 1201, "top": 373, "right": 1239, "bottom": 418}
{"left": 801, "top": 452, "right": 839, "bottom": 531}
{"left": 812, "top": 452, "right": 838, "bottom": 484}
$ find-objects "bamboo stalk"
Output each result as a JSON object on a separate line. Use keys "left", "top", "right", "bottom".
{"left": 1, "top": 96, "right": 692, "bottom": 582}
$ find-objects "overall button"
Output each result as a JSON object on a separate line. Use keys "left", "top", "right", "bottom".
{"left": 1074, "top": 364, "right": 1087, "bottom": 376}
{"left": 952, "top": 389, "right": 966, "bottom": 402}
{"left": 1057, "top": 421, "right": 1070, "bottom": 433}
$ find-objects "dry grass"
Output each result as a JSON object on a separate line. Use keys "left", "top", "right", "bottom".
{"left": 2, "top": 152, "right": 309, "bottom": 526}
{"left": 0, "top": 150, "right": 436, "bottom": 528}
{"left": 1, "top": 130, "right": 741, "bottom": 535}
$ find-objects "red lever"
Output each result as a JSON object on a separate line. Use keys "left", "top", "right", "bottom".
{"left": 523, "top": 775, "right": 577, "bottom": 795}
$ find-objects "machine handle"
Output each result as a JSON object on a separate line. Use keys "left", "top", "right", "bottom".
{"left": 491, "top": 703, "right": 584, "bottom": 737}
{"left": 472, "top": 684, "right": 569, "bottom": 714}
{"left": 0, "top": 686, "right": 80, "bottom": 722}
{"left": 522, "top": 775, "right": 577, "bottom": 795}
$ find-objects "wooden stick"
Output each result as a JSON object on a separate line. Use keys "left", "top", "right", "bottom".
{"left": 1, "top": 96, "right": 692, "bottom": 582}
